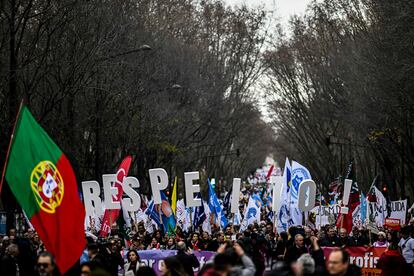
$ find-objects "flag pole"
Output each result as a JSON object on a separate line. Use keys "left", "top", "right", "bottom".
{"left": 366, "top": 175, "right": 378, "bottom": 197}
{"left": 0, "top": 100, "right": 24, "bottom": 195}
{"left": 189, "top": 208, "right": 193, "bottom": 232}
{"left": 318, "top": 192, "right": 322, "bottom": 230}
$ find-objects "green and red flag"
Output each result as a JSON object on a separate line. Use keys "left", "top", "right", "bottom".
{"left": 4, "top": 106, "right": 85, "bottom": 273}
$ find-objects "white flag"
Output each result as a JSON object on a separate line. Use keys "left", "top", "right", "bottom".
{"left": 374, "top": 186, "right": 387, "bottom": 227}
{"left": 202, "top": 201, "right": 212, "bottom": 234}
{"left": 135, "top": 208, "right": 148, "bottom": 223}
{"left": 240, "top": 196, "right": 260, "bottom": 231}
{"left": 277, "top": 158, "right": 291, "bottom": 233}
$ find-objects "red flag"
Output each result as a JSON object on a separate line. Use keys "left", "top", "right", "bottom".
{"left": 336, "top": 193, "right": 359, "bottom": 232}
{"left": 99, "top": 156, "right": 132, "bottom": 237}
{"left": 266, "top": 165, "right": 274, "bottom": 180}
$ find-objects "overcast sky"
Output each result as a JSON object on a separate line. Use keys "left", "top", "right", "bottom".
{"left": 223, "top": 1, "right": 313, "bottom": 121}
{"left": 224, "top": 0, "right": 312, "bottom": 27}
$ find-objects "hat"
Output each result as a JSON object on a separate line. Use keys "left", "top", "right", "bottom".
{"left": 378, "top": 231, "right": 386, "bottom": 237}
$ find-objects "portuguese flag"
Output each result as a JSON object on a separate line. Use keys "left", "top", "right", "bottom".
{"left": 4, "top": 106, "right": 85, "bottom": 273}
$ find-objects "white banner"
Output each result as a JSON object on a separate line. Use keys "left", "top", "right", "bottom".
{"left": 389, "top": 199, "right": 407, "bottom": 225}
{"left": 367, "top": 200, "right": 407, "bottom": 227}
{"left": 310, "top": 204, "right": 340, "bottom": 229}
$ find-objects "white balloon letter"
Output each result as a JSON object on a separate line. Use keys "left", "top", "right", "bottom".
{"left": 103, "top": 174, "right": 120, "bottom": 210}
{"left": 184, "top": 171, "right": 201, "bottom": 208}
{"left": 149, "top": 168, "right": 169, "bottom": 204}
{"left": 82, "top": 180, "right": 104, "bottom": 217}
{"left": 122, "top": 176, "right": 141, "bottom": 212}
{"left": 298, "top": 179, "right": 316, "bottom": 212}
{"left": 341, "top": 179, "right": 353, "bottom": 214}
{"left": 272, "top": 176, "right": 283, "bottom": 213}
{"left": 231, "top": 178, "right": 241, "bottom": 213}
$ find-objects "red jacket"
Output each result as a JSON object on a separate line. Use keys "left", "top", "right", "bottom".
{"left": 377, "top": 249, "right": 407, "bottom": 276}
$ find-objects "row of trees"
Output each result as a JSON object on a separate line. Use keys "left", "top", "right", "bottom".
{"left": 2, "top": 0, "right": 412, "bottom": 206}
{"left": 0, "top": 0, "right": 275, "bottom": 205}
{"left": 266, "top": 0, "right": 414, "bottom": 200}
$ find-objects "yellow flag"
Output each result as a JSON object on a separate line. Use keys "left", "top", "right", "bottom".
{"left": 171, "top": 176, "right": 177, "bottom": 215}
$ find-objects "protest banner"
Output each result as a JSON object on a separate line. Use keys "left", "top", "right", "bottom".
{"left": 322, "top": 246, "right": 385, "bottom": 275}
{"left": 384, "top": 218, "right": 401, "bottom": 230}
{"left": 389, "top": 199, "right": 407, "bottom": 225}
{"left": 366, "top": 199, "right": 407, "bottom": 228}
{"left": 123, "top": 250, "right": 214, "bottom": 275}
{"left": 310, "top": 204, "right": 340, "bottom": 228}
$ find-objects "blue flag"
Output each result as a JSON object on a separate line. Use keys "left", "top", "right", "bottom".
{"left": 208, "top": 179, "right": 222, "bottom": 215}
{"left": 252, "top": 193, "right": 264, "bottom": 208}
{"left": 208, "top": 179, "right": 227, "bottom": 228}
{"left": 267, "top": 210, "right": 274, "bottom": 221}
{"left": 145, "top": 200, "right": 162, "bottom": 228}
{"left": 223, "top": 188, "right": 232, "bottom": 214}
{"left": 220, "top": 212, "right": 228, "bottom": 229}
{"left": 266, "top": 196, "right": 272, "bottom": 209}
{"left": 360, "top": 192, "right": 367, "bottom": 224}
{"left": 193, "top": 194, "right": 207, "bottom": 229}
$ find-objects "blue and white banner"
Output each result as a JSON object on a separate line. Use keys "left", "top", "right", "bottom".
{"left": 240, "top": 196, "right": 260, "bottom": 231}
{"left": 277, "top": 158, "right": 291, "bottom": 232}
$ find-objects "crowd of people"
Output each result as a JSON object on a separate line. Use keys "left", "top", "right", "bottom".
{"left": 1, "top": 218, "right": 414, "bottom": 276}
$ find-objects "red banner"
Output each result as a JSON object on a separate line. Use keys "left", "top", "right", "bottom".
{"left": 322, "top": 246, "right": 385, "bottom": 275}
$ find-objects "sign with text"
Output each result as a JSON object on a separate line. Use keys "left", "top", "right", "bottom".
{"left": 384, "top": 218, "right": 401, "bottom": 230}
{"left": 123, "top": 250, "right": 214, "bottom": 275}
{"left": 322, "top": 246, "right": 385, "bottom": 275}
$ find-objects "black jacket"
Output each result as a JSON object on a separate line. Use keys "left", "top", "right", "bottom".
{"left": 176, "top": 251, "right": 200, "bottom": 276}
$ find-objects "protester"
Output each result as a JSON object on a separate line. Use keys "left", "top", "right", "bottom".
{"left": 36, "top": 251, "right": 58, "bottom": 276}
{"left": 377, "top": 242, "right": 407, "bottom": 276}
{"left": 398, "top": 226, "right": 414, "bottom": 273}
{"left": 205, "top": 242, "right": 256, "bottom": 276}
{"left": 319, "top": 226, "right": 340, "bottom": 247}
{"left": 0, "top": 243, "right": 21, "bottom": 275}
{"left": 136, "top": 266, "right": 157, "bottom": 276}
{"left": 80, "top": 262, "right": 92, "bottom": 276}
{"left": 284, "top": 234, "right": 308, "bottom": 264}
{"left": 124, "top": 249, "right": 143, "bottom": 275}
{"left": 175, "top": 241, "right": 200, "bottom": 276}
{"left": 160, "top": 256, "right": 188, "bottom": 276}
{"left": 349, "top": 228, "right": 368, "bottom": 246}
{"left": 147, "top": 237, "right": 161, "bottom": 250}
{"left": 294, "top": 253, "right": 315, "bottom": 276}
{"left": 200, "top": 232, "right": 212, "bottom": 251}
{"left": 338, "top": 228, "right": 350, "bottom": 247}
{"left": 189, "top": 233, "right": 202, "bottom": 251}
{"left": 327, "top": 248, "right": 361, "bottom": 276}
{"left": 166, "top": 238, "right": 177, "bottom": 250}
{"left": 275, "top": 231, "right": 289, "bottom": 261}
{"left": 373, "top": 232, "right": 389, "bottom": 248}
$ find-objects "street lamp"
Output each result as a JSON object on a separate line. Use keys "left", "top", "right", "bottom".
{"left": 96, "top": 44, "right": 152, "bottom": 62}
{"left": 138, "top": 44, "right": 152, "bottom": 51}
